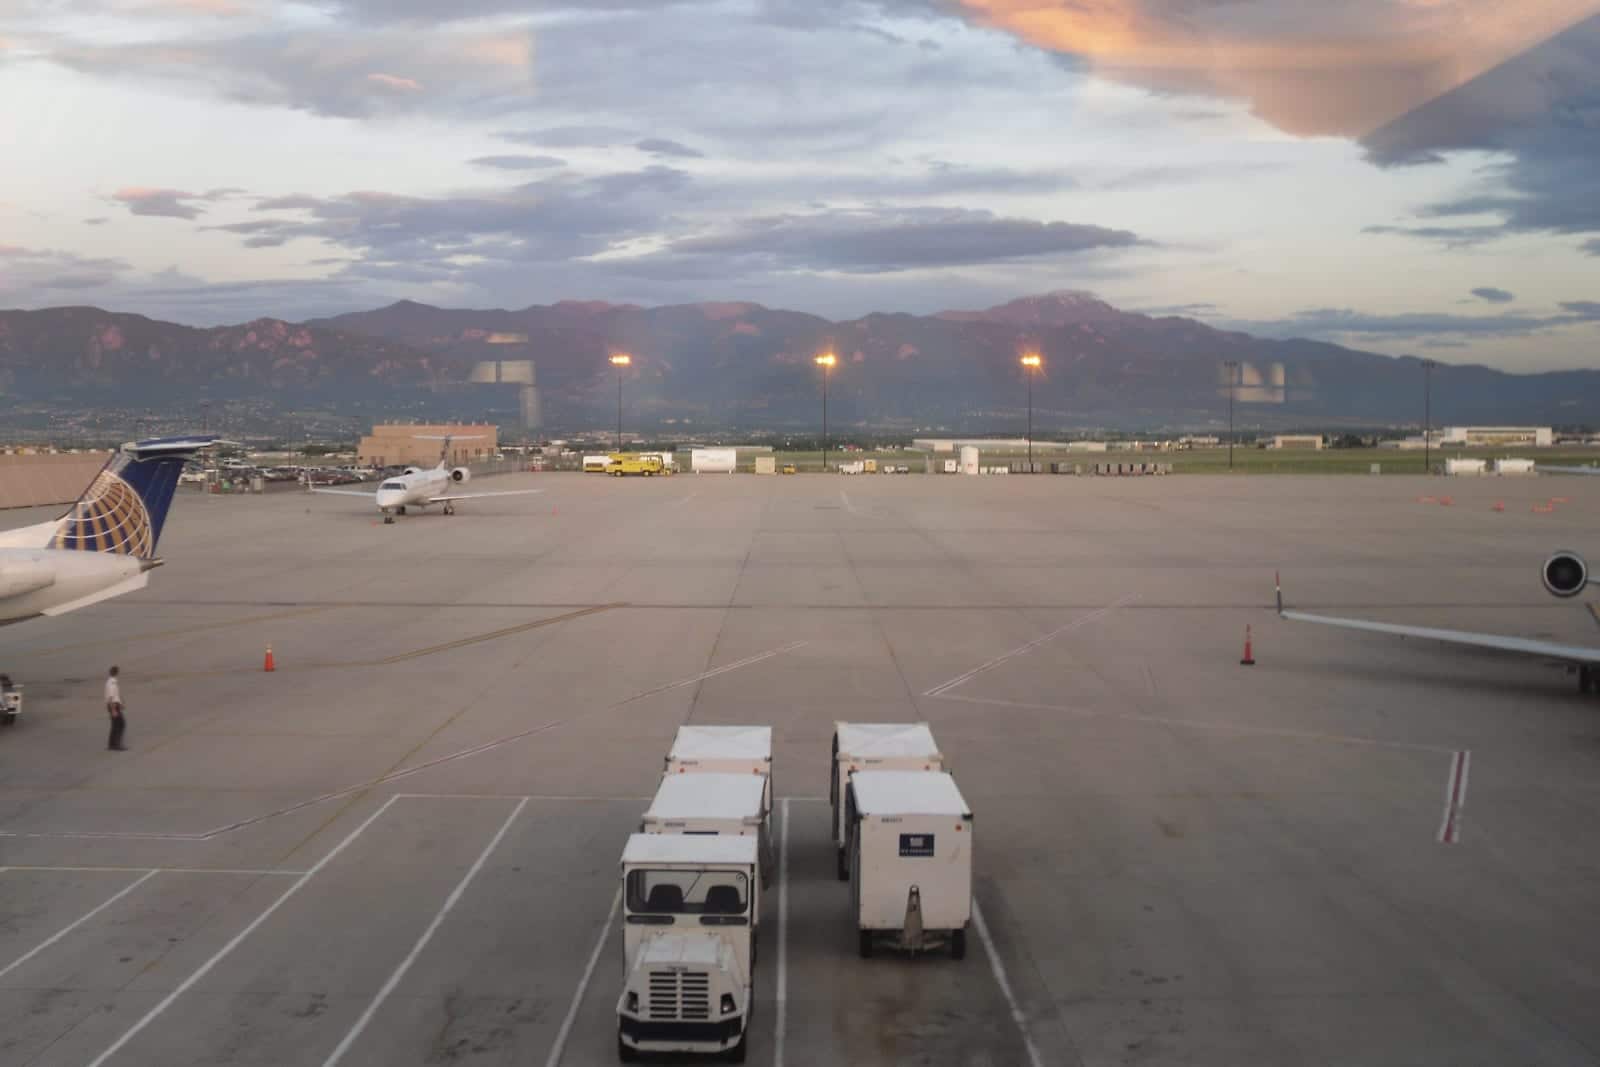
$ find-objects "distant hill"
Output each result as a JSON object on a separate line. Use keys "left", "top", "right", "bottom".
{"left": 3, "top": 294, "right": 1598, "bottom": 428}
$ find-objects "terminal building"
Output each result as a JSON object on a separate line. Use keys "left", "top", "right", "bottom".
{"left": 358, "top": 424, "right": 499, "bottom": 468}
{"left": 1441, "top": 426, "right": 1554, "bottom": 448}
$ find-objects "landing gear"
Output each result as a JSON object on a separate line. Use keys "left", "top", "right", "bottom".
{"left": 383, "top": 513, "right": 395, "bottom": 525}
{"left": 397, "top": 505, "right": 407, "bottom": 516}
{"left": 858, "top": 929, "right": 873, "bottom": 959}
{"left": 1580, "top": 665, "right": 1595, "bottom": 695}
{"left": 443, "top": 502, "right": 455, "bottom": 516}
{"left": 951, "top": 927, "right": 967, "bottom": 960}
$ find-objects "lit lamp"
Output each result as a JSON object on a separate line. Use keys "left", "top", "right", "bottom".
{"left": 1020, "top": 352, "right": 1042, "bottom": 471}
{"left": 815, "top": 352, "right": 837, "bottom": 472}
{"left": 609, "top": 353, "right": 631, "bottom": 452}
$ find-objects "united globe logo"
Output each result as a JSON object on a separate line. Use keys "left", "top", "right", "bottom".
{"left": 52, "top": 470, "right": 154, "bottom": 557}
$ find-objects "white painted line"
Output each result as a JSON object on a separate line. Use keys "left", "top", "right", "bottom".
{"left": 840, "top": 489, "right": 858, "bottom": 514}
{"left": 617, "top": 641, "right": 808, "bottom": 705}
{"left": 322, "top": 798, "right": 529, "bottom": 1067}
{"left": 971, "top": 899, "right": 1045, "bottom": 1067}
{"left": 0, "top": 869, "right": 157, "bottom": 983}
{"left": 545, "top": 885, "right": 622, "bottom": 1067}
{"left": 3, "top": 644, "right": 806, "bottom": 843}
{"left": 774, "top": 796, "right": 791, "bottom": 1067}
{"left": 924, "top": 596, "right": 1137, "bottom": 697}
{"left": 85, "top": 794, "right": 404, "bottom": 1067}
{"left": 393, "top": 793, "right": 650, "bottom": 802}
{"left": 3, "top": 866, "right": 305, "bottom": 875}
{"left": 1438, "top": 750, "right": 1471, "bottom": 844}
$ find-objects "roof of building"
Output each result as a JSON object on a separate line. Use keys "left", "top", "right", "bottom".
{"left": 622, "top": 833, "right": 760, "bottom": 867}
{"left": 645, "top": 773, "right": 767, "bottom": 821}
{"left": 834, "top": 722, "right": 942, "bottom": 762}
{"left": 849, "top": 771, "right": 970, "bottom": 817}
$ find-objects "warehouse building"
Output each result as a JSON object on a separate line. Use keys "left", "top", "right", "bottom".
{"left": 358, "top": 424, "right": 499, "bottom": 468}
{"left": 1268, "top": 435, "right": 1324, "bottom": 450}
{"left": 1441, "top": 426, "right": 1554, "bottom": 448}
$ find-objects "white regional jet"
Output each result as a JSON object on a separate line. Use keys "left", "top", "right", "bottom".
{"left": 0, "top": 435, "right": 216, "bottom": 625}
{"left": 1278, "top": 550, "right": 1600, "bottom": 693}
{"left": 310, "top": 435, "right": 541, "bottom": 523}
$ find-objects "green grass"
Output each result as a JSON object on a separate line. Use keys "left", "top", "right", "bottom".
{"left": 757, "top": 446, "right": 1600, "bottom": 475}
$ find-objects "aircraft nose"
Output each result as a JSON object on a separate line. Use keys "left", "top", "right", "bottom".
{"left": 376, "top": 491, "right": 401, "bottom": 509}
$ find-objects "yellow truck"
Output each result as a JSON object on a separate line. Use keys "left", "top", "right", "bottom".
{"left": 607, "top": 453, "right": 664, "bottom": 477}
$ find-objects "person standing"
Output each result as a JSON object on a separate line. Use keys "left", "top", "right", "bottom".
{"left": 105, "top": 665, "right": 126, "bottom": 751}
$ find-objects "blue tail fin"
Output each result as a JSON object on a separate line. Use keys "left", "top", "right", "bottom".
{"left": 51, "top": 436, "right": 216, "bottom": 559}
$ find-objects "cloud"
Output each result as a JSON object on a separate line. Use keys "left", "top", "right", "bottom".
{"left": 0, "top": 243, "right": 133, "bottom": 301}
{"left": 1226, "top": 303, "right": 1600, "bottom": 342}
{"left": 1586, "top": 239, "right": 1600, "bottom": 255}
{"left": 1362, "top": 223, "right": 1504, "bottom": 248}
{"left": 84, "top": 217, "right": 109, "bottom": 225}
{"left": 366, "top": 72, "right": 421, "bottom": 92}
{"left": 1361, "top": 13, "right": 1600, "bottom": 253}
{"left": 664, "top": 207, "right": 1142, "bottom": 273}
{"left": 469, "top": 154, "right": 565, "bottom": 170}
{"left": 499, "top": 125, "right": 637, "bottom": 148}
{"left": 1470, "top": 287, "right": 1515, "bottom": 304}
{"left": 636, "top": 137, "right": 704, "bottom": 159}
{"left": 942, "top": 0, "right": 1600, "bottom": 139}
{"left": 35, "top": 23, "right": 532, "bottom": 119}
{"left": 112, "top": 187, "right": 208, "bottom": 219}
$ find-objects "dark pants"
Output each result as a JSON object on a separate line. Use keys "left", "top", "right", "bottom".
{"left": 108, "top": 704, "right": 125, "bottom": 749}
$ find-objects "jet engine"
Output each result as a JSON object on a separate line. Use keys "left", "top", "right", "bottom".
{"left": 450, "top": 467, "right": 470, "bottom": 484}
{"left": 1542, "top": 551, "right": 1589, "bottom": 598}
{"left": 403, "top": 467, "right": 421, "bottom": 477}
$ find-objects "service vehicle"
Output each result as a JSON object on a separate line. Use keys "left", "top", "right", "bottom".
{"left": 863, "top": 459, "right": 878, "bottom": 473}
{"left": 838, "top": 461, "right": 865, "bottom": 475}
{"left": 584, "top": 455, "right": 611, "bottom": 473}
{"left": 644, "top": 772, "right": 775, "bottom": 889}
{"left": 830, "top": 722, "right": 945, "bottom": 879}
{"left": 607, "top": 453, "right": 665, "bottom": 477}
{"left": 845, "top": 770, "right": 972, "bottom": 959}
{"left": 781, "top": 464, "right": 797, "bottom": 475}
{"left": 616, "top": 834, "right": 758, "bottom": 1063}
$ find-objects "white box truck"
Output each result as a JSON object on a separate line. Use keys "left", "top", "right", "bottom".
{"left": 664, "top": 725, "right": 773, "bottom": 813}
{"left": 830, "top": 722, "right": 944, "bottom": 880}
{"left": 845, "top": 770, "right": 972, "bottom": 959}
{"left": 644, "top": 772, "right": 775, "bottom": 889}
{"left": 617, "top": 834, "right": 757, "bottom": 1063}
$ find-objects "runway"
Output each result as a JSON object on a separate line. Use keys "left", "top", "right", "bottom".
{"left": 1, "top": 471, "right": 1597, "bottom": 1066}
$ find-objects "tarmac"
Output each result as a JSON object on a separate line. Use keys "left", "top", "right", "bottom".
{"left": 1, "top": 471, "right": 1597, "bottom": 1067}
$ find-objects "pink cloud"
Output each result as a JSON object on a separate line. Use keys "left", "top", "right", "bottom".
{"left": 953, "top": 0, "right": 1600, "bottom": 137}
{"left": 367, "top": 72, "right": 422, "bottom": 92}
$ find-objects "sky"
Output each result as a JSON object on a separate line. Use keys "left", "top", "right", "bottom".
{"left": 1, "top": 0, "right": 1597, "bottom": 370}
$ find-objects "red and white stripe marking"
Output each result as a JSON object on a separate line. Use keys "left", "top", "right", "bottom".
{"left": 1437, "top": 750, "right": 1471, "bottom": 844}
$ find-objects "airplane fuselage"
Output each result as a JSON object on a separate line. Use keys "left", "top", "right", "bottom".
{"left": 373, "top": 464, "right": 468, "bottom": 519}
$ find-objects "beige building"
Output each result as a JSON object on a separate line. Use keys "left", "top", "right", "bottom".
{"left": 358, "top": 424, "right": 499, "bottom": 468}
{"left": 0, "top": 451, "right": 112, "bottom": 510}
{"left": 1269, "top": 435, "right": 1324, "bottom": 450}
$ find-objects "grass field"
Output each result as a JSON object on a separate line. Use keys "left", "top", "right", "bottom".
{"left": 759, "top": 446, "right": 1600, "bottom": 475}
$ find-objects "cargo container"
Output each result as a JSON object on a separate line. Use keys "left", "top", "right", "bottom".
{"left": 845, "top": 771, "right": 972, "bottom": 959}
{"left": 691, "top": 448, "right": 738, "bottom": 474}
{"left": 754, "top": 456, "right": 776, "bottom": 475}
{"left": 644, "top": 772, "right": 774, "bottom": 889}
{"left": 665, "top": 725, "right": 773, "bottom": 813}
{"left": 959, "top": 446, "right": 979, "bottom": 476}
{"left": 830, "top": 723, "right": 944, "bottom": 879}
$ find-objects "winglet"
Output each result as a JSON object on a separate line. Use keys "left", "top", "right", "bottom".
{"left": 1275, "top": 571, "right": 1284, "bottom": 616}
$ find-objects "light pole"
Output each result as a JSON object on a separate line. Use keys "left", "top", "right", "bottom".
{"left": 609, "top": 353, "right": 631, "bottom": 452}
{"left": 1223, "top": 360, "right": 1240, "bottom": 470}
{"left": 1422, "top": 358, "right": 1436, "bottom": 475}
{"left": 815, "top": 351, "right": 836, "bottom": 471}
{"left": 1020, "top": 352, "right": 1042, "bottom": 471}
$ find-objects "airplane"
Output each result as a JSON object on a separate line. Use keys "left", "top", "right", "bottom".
{"left": 309, "top": 434, "right": 542, "bottom": 523}
{"left": 1277, "top": 550, "right": 1600, "bottom": 693}
{"left": 0, "top": 435, "right": 216, "bottom": 627}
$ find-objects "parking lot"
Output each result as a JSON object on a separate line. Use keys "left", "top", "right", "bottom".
{"left": 2, "top": 472, "right": 1598, "bottom": 1065}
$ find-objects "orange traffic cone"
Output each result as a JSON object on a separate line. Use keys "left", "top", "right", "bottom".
{"left": 263, "top": 644, "right": 276, "bottom": 672}
{"left": 1240, "top": 625, "right": 1256, "bottom": 666}
{"left": 1492, "top": 502, "right": 1505, "bottom": 512}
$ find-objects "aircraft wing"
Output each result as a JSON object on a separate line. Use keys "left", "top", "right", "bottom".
{"left": 426, "top": 489, "right": 545, "bottom": 503}
{"left": 1278, "top": 609, "right": 1600, "bottom": 665}
{"left": 308, "top": 487, "right": 376, "bottom": 498}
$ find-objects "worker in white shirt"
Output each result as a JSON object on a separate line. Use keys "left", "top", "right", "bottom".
{"left": 105, "top": 665, "right": 126, "bottom": 751}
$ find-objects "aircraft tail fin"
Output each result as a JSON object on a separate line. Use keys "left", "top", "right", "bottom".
{"left": 50, "top": 436, "right": 217, "bottom": 560}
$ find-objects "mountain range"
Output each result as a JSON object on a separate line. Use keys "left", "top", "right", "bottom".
{"left": 1, "top": 293, "right": 1596, "bottom": 430}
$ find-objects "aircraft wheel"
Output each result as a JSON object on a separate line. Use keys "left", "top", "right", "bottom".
{"left": 1581, "top": 666, "right": 1594, "bottom": 695}
{"left": 383, "top": 515, "right": 395, "bottom": 525}
{"left": 858, "top": 929, "right": 873, "bottom": 959}
{"left": 397, "top": 506, "right": 407, "bottom": 515}
{"left": 951, "top": 927, "right": 967, "bottom": 960}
